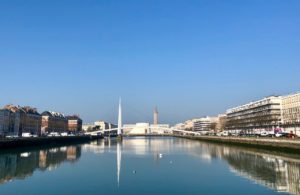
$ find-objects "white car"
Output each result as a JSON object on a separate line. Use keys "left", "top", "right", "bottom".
{"left": 217, "top": 131, "right": 229, "bottom": 136}
{"left": 48, "top": 132, "right": 60, "bottom": 137}
{"left": 260, "top": 131, "right": 268, "bottom": 137}
{"left": 22, "top": 133, "right": 32, "bottom": 137}
{"left": 61, "top": 132, "right": 68, "bottom": 136}
{"left": 275, "top": 132, "right": 285, "bottom": 137}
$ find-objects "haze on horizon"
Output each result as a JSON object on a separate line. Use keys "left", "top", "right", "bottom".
{"left": 0, "top": 0, "right": 299, "bottom": 125}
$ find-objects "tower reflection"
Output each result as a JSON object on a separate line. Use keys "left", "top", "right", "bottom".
{"left": 117, "top": 141, "right": 122, "bottom": 187}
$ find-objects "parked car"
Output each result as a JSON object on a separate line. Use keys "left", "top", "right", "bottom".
{"left": 48, "top": 132, "right": 60, "bottom": 137}
{"left": 61, "top": 132, "right": 68, "bottom": 136}
{"left": 275, "top": 132, "right": 284, "bottom": 137}
{"left": 217, "top": 131, "right": 229, "bottom": 136}
{"left": 22, "top": 133, "right": 32, "bottom": 137}
{"left": 260, "top": 131, "right": 269, "bottom": 137}
{"left": 274, "top": 132, "right": 288, "bottom": 137}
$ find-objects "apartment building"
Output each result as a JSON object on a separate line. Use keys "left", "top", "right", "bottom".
{"left": 41, "top": 111, "right": 68, "bottom": 134}
{"left": 282, "top": 92, "right": 300, "bottom": 135}
{"left": 1, "top": 105, "right": 41, "bottom": 136}
{"left": 66, "top": 115, "right": 83, "bottom": 132}
{"left": 226, "top": 96, "right": 282, "bottom": 132}
{"left": 193, "top": 116, "right": 218, "bottom": 132}
{"left": 0, "top": 108, "right": 20, "bottom": 136}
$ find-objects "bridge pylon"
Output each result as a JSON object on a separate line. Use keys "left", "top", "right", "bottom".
{"left": 117, "top": 98, "right": 123, "bottom": 139}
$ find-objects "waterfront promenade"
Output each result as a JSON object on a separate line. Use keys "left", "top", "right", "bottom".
{"left": 178, "top": 135, "right": 300, "bottom": 153}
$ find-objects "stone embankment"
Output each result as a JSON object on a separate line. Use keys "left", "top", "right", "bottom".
{"left": 179, "top": 135, "right": 300, "bottom": 153}
{"left": 0, "top": 135, "right": 101, "bottom": 150}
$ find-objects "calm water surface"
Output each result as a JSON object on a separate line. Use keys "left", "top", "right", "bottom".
{"left": 0, "top": 137, "right": 299, "bottom": 195}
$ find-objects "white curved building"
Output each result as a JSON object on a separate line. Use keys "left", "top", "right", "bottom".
{"left": 123, "top": 123, "right": 150, "bottom": 135}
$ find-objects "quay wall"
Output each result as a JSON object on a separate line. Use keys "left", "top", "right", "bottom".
{"left": 0, "top": 136, "right": 101, "bottom": 150}
{"left": 178, "top": 135, "right": 300, "bottom": 153}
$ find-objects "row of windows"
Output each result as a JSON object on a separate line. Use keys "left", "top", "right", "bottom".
{"left": 283, "top": 94, "right": 300, "bottom": 104}
{"left": 283, "top": 107, "right": 300, "bottom": 113}
{"left": 228, "top": 106, "right": 280, "bottom": 117}
{"left": 228, "top": 103, "right": 280, "bottom": 115}
{"left": 228, "top": 111, "right": 281, "bottom": 120}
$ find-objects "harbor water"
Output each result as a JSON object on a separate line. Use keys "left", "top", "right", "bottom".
{"left": 0, "top": 137, "right": 299, "bottom": 195}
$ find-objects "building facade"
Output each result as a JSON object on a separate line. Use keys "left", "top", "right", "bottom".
{"left": 82, "top": 124, "right": 94, "bottom": 132}
{"left": 282, "top": 92, "right": 300, "bottom": 136}
{"left": 215, "top": 114, "right": 227, "bottom": 132}
{"left": 150, "top": 124, "right": 170, "bottom": 134}
{"left": 94, "top": 121, "right": 117, "bottom": 130}
{"left": 184, "top": 119, "right": 200, "bottom": 131}
{"left": 123, "top": 123, "right": 150, "bottom": 135}
{"left": 193, "top": 116, "right": 218, "bottom": 132}
{"left": 41, "top": 111, "right": 68, "bottom": 134}
{"left": 66, "top": 115, "right": 83, "bottom": 132}
{"left": 21, "top": 106, "right": 42, "bottom": 135}
{"left": 226, "top": 96, "right": 282, "bottom": 132}
{"left": 172, "top": 123, "right": 185, "bottom": 130}
{"left": 0, "top": 105, "right": 41, "bottom": 136}
{"left": 0, "top": 109, "right": 20, "bottom": 137}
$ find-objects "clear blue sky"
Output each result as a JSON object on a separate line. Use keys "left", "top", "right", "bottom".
{"left": 0, "top": 0, "right": 299, "bottom": 125}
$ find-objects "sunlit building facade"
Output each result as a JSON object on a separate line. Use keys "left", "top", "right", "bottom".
{"left": 282, "top": 92, "right": 300, "bottom": 136}
{"left": 0, "top": 105, "right": 41, "bottom": 136}
{"left": 150, "top": 124, "right": 170, "bottom": 134}
{"left": 123, "top": 123, "right": 150, "bottom": 135}
{"left": 66, "top": 115, "right": 83, "bottom": 132}
{"left": 41, "top": 111, "right": 68, "bottom": 134}
{"left": 193, "top": 116, "right": 218, "bottom": 132}
{"left": 226, "top": 96, "right": 282, "bottom": 132}
{"left": 94, "top": 121, "right": 117, "bottom": 130}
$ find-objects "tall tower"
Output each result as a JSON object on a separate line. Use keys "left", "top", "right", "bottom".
{"left": 154, "top": 106, "right": 158, "bottom": 125}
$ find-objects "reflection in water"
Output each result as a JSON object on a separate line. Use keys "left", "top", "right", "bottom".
{"left": 0, "top": 145, "right": 81, "bottom": 184}
{"left": 83, "top": 137, "right": 300, "bottom": 195}
{"left": 117, "top": 141, "right": 121, "bottom": 187}
{"left": 186, "top": 141, "right": 300, "bottom": 195}
{"left": 0, "top": 137, "right": 300, "bottom": 195}
{"left": 185, "top": 141, "right": 300, "bottom": 195}
{"left": 224, "top": 149, "right": 300, "bottom": 194}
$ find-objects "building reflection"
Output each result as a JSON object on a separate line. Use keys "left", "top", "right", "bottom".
{"left": 186, "top": 142, "right": 300, "bottom": 195}
{"left": 83, "top": 137, "right": 300, "bottom": 195}
{"left": 0, "top": 145, "right": 81, "bottom": 184}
